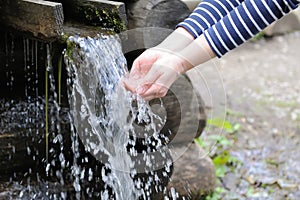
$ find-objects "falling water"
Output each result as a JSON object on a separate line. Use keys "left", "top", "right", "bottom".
{"left": 65, "top": 34, "right": 173, "bottom": 199}
{"left": 0, "top": 33, "right": 69, "bottom": 199}
{"left": 0, "top": 31, "right": 177, "bottom": 199}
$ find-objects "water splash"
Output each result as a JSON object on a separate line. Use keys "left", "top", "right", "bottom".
{"left": 65, "top": 34, "right": 171, "bottom": 199}
{"left": 0, "top": 32, "right": 178, "bottom": 199}
{"left": 0, "top": 35, "right": 68, "bottom": 199}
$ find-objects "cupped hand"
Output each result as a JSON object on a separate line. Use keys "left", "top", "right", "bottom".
{"left": 123, "top": 50, "right": 190, "bottom": 101}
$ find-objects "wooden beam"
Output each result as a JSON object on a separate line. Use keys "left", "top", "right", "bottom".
{"left": 0, "top": 0, "right": 64, "bottom": 39}
{"left": 126, "top": 0, "right": 190, "bottom": 29}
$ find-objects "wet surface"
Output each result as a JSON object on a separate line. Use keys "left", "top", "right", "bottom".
{"left": 190, "top": 31, "right": 300, "bottom": 199}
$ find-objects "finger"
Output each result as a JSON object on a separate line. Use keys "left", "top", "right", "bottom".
{"left": 127, "top": 59, "right": 141, "bottom": 80}
{"left": 129, "top": 51, "right": 159, "bottom": 79}
{"left": 138, "top": 66, "right": 179, "bottom": 100}
{"left": 121, "top": 77, "right": 138, "bottom": 93}
{"left": 135, "top": 66, "right": 162, "bottom": 95}
{"left": 141, "top": 83, "right": 168, "bottom": 101}
{"left": 155, "top": 67, "right": 179, "bottom": 89}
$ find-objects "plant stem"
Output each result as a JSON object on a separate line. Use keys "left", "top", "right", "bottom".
{"left": 45, "top": 68, "right": 49, "bottom": 163}
{"left": 58, "top": 55, "right": 62, "bottom": 105}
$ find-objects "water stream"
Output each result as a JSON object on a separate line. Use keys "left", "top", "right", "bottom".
{"left": 65, "top": 34, "right": 172, "bottom": 199}
{"left": 0, "top": 32, "right": 175, "bottom": 199}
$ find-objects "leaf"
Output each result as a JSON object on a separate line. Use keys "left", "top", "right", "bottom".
{"left": 215, "top": 165, "right": 227, "bottom": 178}
{"left": 207, "top": 135, "right": 232, "bottom": 147}
{"left": 231, "top": 123, "right": 241, "bottom": 134}
{"left": 218, "top": 138, "right": 232, "bottom": 146}
{"left": 194, "top": 137, "right": 208, "bottom": 148}
{"left": 228, "top": 155, "right": 240, "bottom": 166}
{"left": 207, "top": 118, "right": 233, "bottom": 133}
{"left": 213, "top": 150, "right": 230, "bottom": 166}
{"left": 207, "top": 118, "right": 242, "bottom": 134}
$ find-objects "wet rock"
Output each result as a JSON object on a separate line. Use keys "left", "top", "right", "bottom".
{"left": 263, "top": 9, "right": 300, "bottom": 36}
{"left": 167, "top": 143, "right": 216, "bottom": 199}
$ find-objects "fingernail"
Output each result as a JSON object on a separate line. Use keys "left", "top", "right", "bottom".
{"left": 136, "top": 86, "right": 145, "bottom": 94}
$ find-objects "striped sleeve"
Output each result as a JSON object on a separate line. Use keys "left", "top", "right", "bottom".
{"left": 177, "top": 0, "right": 245, "bottom": 38}
{"left": 203, "top": 0, "right": 300, "bottom": 57}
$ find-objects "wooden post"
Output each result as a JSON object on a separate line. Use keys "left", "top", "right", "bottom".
{"left": 0, "top": 0, "right": 64, "bottom": 39}
{"left": 126, "top": 0, "right": 191, "bottom": 29}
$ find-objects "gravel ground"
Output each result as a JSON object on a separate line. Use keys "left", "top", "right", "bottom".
{"left": 188, "top": 31, "right": 300, "bottom": 199}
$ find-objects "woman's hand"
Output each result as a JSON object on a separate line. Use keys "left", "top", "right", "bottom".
{"left": 123, "top": 30, "right": 215, "bottom": 101}
{"left": 123, "top": 47, "right": 170, "bottom": 94}
{"left": 123, "top": 52, "right": 191, "bottom": 101}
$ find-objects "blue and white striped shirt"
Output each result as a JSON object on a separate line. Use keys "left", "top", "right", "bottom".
{"left": 177, "top": 0, "right": 300, "bottom": 57}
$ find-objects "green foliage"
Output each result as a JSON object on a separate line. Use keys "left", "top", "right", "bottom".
{"left": 65, "top": 39, "right": 76, "bottom": 61}
{"left": 250, "top": 32, "right": 265, "bottom": 41}
{"left": 213, "top": 150, "right": 230, "bottom": 166}
{"left": 205, "top": 187, "right": 226, "bottom": 200}
{"left": 214, "top": 165, "right": 227, "bottom": 178}
{"left": 195, "top": 114, "right": 242, "bottom": 199}
{"left": 58, "top": 54, "right": 62, "bottom": 105}
{"left": 207, "top": 118, "right": 241, "bottom": 134}
{"left": 45, "top": 67, "right": 49, "bottom": 162}
{"left": 194, "top": 136, "right": 208, "bottom": 148}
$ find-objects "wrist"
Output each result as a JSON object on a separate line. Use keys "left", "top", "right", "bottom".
{"left": 169, "top": 54, "right": 193, "bottom": 75}
{"left": 178, "top": 55, "right": 193, "bottom": 74}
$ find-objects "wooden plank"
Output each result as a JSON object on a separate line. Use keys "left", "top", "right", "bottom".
{"left": 0, "top": 0, "right": 64, "bottom": 39}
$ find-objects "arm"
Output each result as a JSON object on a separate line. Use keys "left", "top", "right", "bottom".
{"left": 126, "top": 0, "right": 245, "bottom": 82}
{"left": 176, "top": 0, "right": 300, "bottom": 66}
{"left": 124, "top": 34, "right": 216, "bottom": 101}
{"left": 125, "top": 27, "right": 193, "bottom": 80}
{"left": 124, "top": 0, "right": 300, "bottom": 100}
{"left": 177, "top": 0, "right": 244, "bottom": 38}
{"left": 202, "top": 0, "right": 300, "bottom": 57}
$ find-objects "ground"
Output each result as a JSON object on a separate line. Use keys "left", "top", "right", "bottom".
{"left": 188, "top": 31, "right": 300, "bottom": 199}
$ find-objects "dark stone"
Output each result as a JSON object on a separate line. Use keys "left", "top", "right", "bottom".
{"left": 167, "top": 143, "right": 216, "bottom": 199}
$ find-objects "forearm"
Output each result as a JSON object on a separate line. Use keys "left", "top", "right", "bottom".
{"left": 175, "top": 34, "right": 216, "bottom": 74}
{"left": 155, "top": 27, "right": 194, "bottom": 51}
{"left": 177, "top": 0, "right": 244, "bottom": 38}
{"left": 204, "top": 0, "right": 300, "bottom": 57}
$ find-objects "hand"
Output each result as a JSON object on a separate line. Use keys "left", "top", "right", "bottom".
{"left": 123, "top": 31, "right": 215, "bottom": 101}
{"left": 123, "top": 52, "right": 190, "bottom": 101}
{"left": 122, "top": 47, "right": 171, "bottom": 93}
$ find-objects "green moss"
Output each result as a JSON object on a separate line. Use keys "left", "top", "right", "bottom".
{"left": 80, "top": 5, "right": 126, "bottom": 33}
{"left": 65, "top": 39, "right": 76, "bottom": 60}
